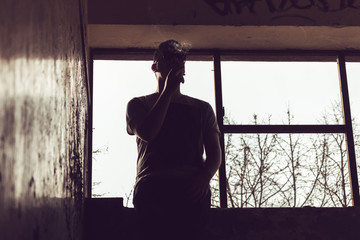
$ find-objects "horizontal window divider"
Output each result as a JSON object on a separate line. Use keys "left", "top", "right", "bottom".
{"left": 91, "top": 48, "right": 360, "bottom": 61}
{"left": 223, "top": 124, "right": 346, "bottom": 134}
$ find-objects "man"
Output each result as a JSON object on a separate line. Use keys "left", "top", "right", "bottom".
{"left": 126, "top": 40, "right": 221, "bottom": 240}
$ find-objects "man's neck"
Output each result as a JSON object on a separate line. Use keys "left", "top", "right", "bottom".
{"left": 156, "top": 88, "right": 182, "bottom": 99}
{"left": 156, "top": 76, "right": 182, "bottom": 100}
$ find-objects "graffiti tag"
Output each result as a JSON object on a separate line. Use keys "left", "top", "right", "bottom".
{"left": 205, "top": 0, "right": 360, "bottom": 16}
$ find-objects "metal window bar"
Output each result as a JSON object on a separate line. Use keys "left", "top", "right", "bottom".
{"left": 86, "top": 53, "right": 94, "bottom": 199}
{"left": 223, "top": 125, "right": 346, "bottom": 134}
{"left": 213, "top": 52, "right": 228, "bottom": 208}
{"left": 337, "top": 55, "right": 360, "bottom": 206}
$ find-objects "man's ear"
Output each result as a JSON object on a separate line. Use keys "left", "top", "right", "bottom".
{"left": 151, "top": 63, "right": 157, "bottom": 72}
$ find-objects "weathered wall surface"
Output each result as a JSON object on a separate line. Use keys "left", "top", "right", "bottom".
{"left": 0, "top": 0, "right": 88, "bottom": 240}
{"left": 88, "top": 0, "right": 360, "bottom": 26}
{"left": 87, "top": 0, "right": 360, "bottom": 50}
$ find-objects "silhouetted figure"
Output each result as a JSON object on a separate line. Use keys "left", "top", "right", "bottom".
{"left": 126, "top": 40, "right": 221, "bottom": 240}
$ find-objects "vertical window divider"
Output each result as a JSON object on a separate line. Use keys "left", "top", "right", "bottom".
{"left": 86, "top": 50, "right": 94, "bottom": 199}
{"left": 337, "top": 55, "right": 360, "bottom": 206}
{"left": 213, "top": 51, "right": 227, "bottom": 208}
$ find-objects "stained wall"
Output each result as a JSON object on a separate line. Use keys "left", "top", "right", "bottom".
{"left": 0, "top": 0, "right": 88, "bottom": 239}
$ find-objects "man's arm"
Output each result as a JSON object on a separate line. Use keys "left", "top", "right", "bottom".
{"left": 189, "top": 130, "right": 221, "bottom": 202}
{"left": 131, "top": 92, "right": 172, "bottom": 142}
{"left": 130, "top": 68, "right": 182, "bottom": 142}
{"left": 202, "top": 130, "right": 222, "bottom": 182}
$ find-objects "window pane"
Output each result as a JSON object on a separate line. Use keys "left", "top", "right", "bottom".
{"left": 210, "top": 173, "right": 221, "bottom": 208}
{"left": 92, "top": 60, "right": 155, "bottom": 205}
{"left": 221, "top": 61, "right": 343, "bottom": 124}
{"left": 221, "top": 133, "right": 351, "bottom": 208}
{"left": 345, "top": 62, "right": 360, "bottom": 177}
{"left": 183, "top": 61, "right": 220, "bottom": 207}
{"left": 92, "top": 60, "right": 216, "bottom": 207}
{"left": 181, "top": 61, "right": 216, "bottom": 110}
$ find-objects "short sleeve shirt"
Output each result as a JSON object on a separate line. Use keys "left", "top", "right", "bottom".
{"left": 126, "top": 93, "right": 220, "bottom": 186}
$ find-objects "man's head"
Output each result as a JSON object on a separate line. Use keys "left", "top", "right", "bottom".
{"left": 152, "top": 40, "right": 188, "bottom": 75}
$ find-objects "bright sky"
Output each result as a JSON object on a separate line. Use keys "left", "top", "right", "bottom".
{"left": 92, "top": 60, "right": 360, "bottom": 207}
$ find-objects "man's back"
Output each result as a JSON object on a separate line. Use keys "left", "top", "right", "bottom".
{"left": 126, "top": 40, "right": 221, "bottom": 240}
{"left": 127, "top": 93, "right": 218, "bottom": 187}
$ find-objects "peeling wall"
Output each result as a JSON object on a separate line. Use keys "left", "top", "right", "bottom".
{"left": 0, "top": 0, "right": 88, "bottom": 239}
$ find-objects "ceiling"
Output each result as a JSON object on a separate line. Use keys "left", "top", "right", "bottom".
{"left": 87, "top": 0, "right": 360, "bottom": 51}
{"left": 88, "top": 24, "right": 360, "bottom": 51}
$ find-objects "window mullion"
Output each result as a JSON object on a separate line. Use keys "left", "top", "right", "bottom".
{"left": 223, "top": 124, "right": 346, "bottom": 134}
{"left": 213, "top": 52, "right": 228, "bottom": 208}
{"left": 87, "top": 53, "right": 94, "bottom": 199}
{"left": 338, "top": 55, "right": 360, "bottom": 206}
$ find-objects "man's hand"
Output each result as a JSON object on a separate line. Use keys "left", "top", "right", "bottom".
{"left": 186, "top": 171, "right": 211, "bottom": 203}
{"left": 129, "top": 65, "right": 184, "bottom": 142}
{"left": 162, "top": 66, "right": 184, "bottom": 97}
{"left": 187, "top": 130, "right": 222, "bottom": 202}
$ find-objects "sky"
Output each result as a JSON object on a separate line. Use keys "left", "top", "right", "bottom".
{"left": 92, "top": 60, "right": 360, "bottom": 207}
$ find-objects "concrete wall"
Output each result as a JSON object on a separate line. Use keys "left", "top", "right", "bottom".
{"left": 87, "top": 0, "right": 360, "bottom": 50}
{"left": 0, "top": 1, "right": 88, "bottom": 240}
{"left": 84, "top": 200, "right": 360, "bottom": 240}
{"left": 88, "top": 0, "right": 360, "bottom": 26}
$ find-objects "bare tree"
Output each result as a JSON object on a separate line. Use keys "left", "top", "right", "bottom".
{"left": 92, "top": 146, "right": 109, "bottom": 198}
{"left": 223, "top": 115, "right": 290, "bottom": 208}
{"left": 212, "top": 102, "right": 359, "bottom": 208}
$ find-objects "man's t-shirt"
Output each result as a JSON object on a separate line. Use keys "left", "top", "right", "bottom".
{"left": 126, "top": 93, "right": 220, "bottom": 188}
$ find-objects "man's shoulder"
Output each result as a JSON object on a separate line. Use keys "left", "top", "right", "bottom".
{"left": 181, "top": 95, "right": 209, "bottom": 105}
{"left": 131, "top": 93, "right": 158, "bottom": 101}
{"left": 179, "top": 95, "right": 212, "bottom": 110}
{"left": 129, "top": 93, "right": 158, "bottom": 108}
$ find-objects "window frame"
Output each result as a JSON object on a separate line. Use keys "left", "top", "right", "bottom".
{"left": 86, "top": 48, "right": 360, "bottom": 207}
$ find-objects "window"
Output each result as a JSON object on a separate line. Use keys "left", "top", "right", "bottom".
{"left": 345, "top": 61, "right": 360, "bottom": 189}
{"left": 91, "top": 56, "right": 216, "bottom": 207}
{"left": 92, "top": 60, "right": 154, "bottom": 206}
{"left": 221, "top": 61, "right": 341, "bottom": 124}
{"left": 89, "top": 51, "right": 360, "bottom": 208}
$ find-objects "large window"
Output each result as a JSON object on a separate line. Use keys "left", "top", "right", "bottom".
{"left": 91, "top": 57, "right": 215, "bottom": 207}
{"left": 89, "top": 51, "right": 360, "bottom": 208}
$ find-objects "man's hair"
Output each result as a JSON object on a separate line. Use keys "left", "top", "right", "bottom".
{"left": 153, "top": 40, "right": 188, "bottom": 63}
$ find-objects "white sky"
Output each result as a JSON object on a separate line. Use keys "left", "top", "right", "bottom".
{"left": 92, "top": 60, "right": 360, "bottom": 207}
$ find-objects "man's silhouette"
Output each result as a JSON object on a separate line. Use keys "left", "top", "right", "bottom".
{"left": 126, "top": 40, "right": 221, "bottom": 240}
